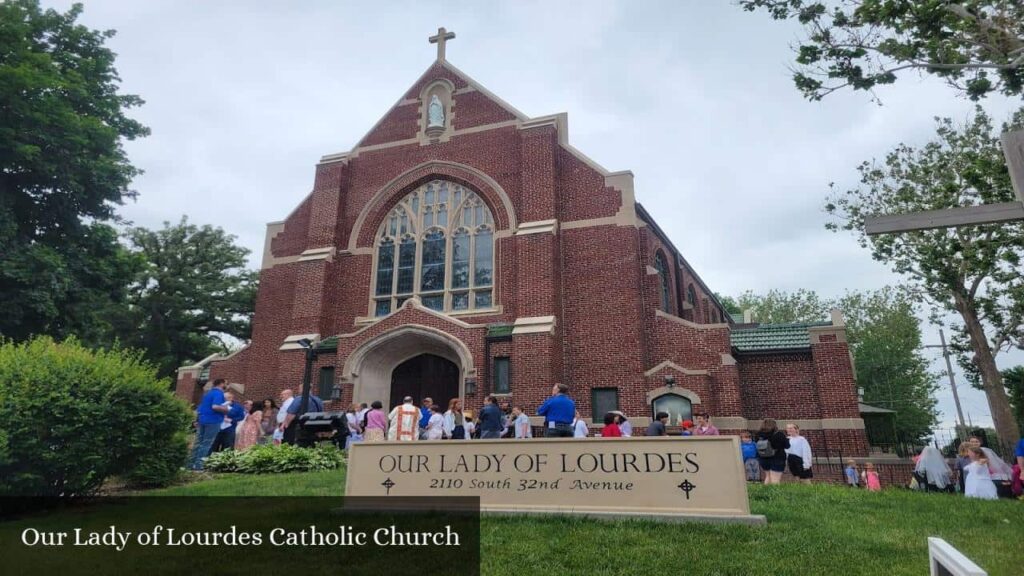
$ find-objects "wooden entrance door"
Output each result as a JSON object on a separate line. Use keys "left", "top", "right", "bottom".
{"left": 390, "top": 354, "right": 459, "bottom": 409}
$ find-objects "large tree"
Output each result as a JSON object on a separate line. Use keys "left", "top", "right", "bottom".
{"left": 825, "top": 106, "right": 1024, "bottom": 447}
{"left": 840, "top": 287, "right": 940, "bottom": 442}
{"left": 736, "top": 287, "right": 939, "bottom": 441}
{"left": 734, "top": 288, "right": 832, "bottom": 324}
{"left": 116, "top": 218, "right": 257, "bottom": 379}
{"left": 0, "top": 1, "right": 148, "bottom": 343}
{"left": 740, "top": 0, "right": 1024, "bottom": 101}
{"left": 1002, "top": 365, "right": 1024, "bottom": 433}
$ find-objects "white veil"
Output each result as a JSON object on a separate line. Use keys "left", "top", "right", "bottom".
{"left": 914, "top": 446, "right": 952, "bottom": 489}
{"left": 980, "top": 447, "right": 1012, "bottom": 481}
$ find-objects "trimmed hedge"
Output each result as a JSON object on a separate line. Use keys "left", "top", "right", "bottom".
{"left": 0, "top": 337, "right": 192, "bottom": 497}
{"left": 205, "top": 444, "right": 345, "bottom": 474}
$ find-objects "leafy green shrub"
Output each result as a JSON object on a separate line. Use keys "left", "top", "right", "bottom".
{"left": 205, "top": 444, "right": 345, "bottom": 474}
{"left": 126, "top": 431, "right": 189, "bottom": 488}
{"left": 0, "top": 337, "right": 192, "bottom": 498}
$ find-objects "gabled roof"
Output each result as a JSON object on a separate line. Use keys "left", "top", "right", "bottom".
{"left": 730, "top": 321, "right": 832, "bottom": 353}
{"left": 350, "top": 59, "right": 528, "bottom": 152}
{"left": 858, "top": 402, "right": 896, "bottom": 414}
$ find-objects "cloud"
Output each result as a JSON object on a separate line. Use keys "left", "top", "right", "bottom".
{"left": 47, "top": 0, "right": 1022, "bottom": 427}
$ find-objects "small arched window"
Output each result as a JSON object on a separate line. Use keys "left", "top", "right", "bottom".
{"left": 654, "top": 251, "right": 671, "bottom": 313}
{"left": 373, "top": 180, "right": 495, "bottom": 316}
{"left": 686, "top": 284, "right": 697, "bottom": 308}
{"left": 651, "top": 393, "right": 693, "bottom": 427}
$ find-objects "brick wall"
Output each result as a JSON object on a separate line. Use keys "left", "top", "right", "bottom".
{"left": 183, "top": 61, "right": 869, "bottom": 455}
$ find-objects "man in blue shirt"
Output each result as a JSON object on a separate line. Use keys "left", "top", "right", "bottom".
{"left": 419, "top": 397, "right": 433, "bottom": 440}
{"left": 188, "top": 378, "right": 230, "bottom": 470}
{"left": 537, "top": 383, "right": 575, "bottom": 438}
{"left": 209, "top": 391, "right": 248, "bottom": 454}
{"left": 478, "top": 396, "right": 504, "bottom": 439}
{"left": 281, "top": 391, "right": 325, "bottom": 446}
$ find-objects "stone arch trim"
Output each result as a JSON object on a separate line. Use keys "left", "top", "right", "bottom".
{"left": 342, "top": 323, "right": 476, "bottom": 380}
{"left": 348, "top": 160, "right": 518, "bottom": 251}
{"left": 340, "top": 324, "right": 476, "bottom": 407}
{"left": 645, "top": 386, "right": 702, "bottom": 406}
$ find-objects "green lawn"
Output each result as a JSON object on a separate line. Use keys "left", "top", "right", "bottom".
{"left": 151, "top": 468, "right": 1022, "bottom": 576}
{"left": 5, "top": 469, "right": 1022, "bottom": 576}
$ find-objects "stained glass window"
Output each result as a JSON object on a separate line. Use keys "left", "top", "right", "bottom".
{"left": 372, "top": 180, "right": 496, "bottom": 316}
{"left": 654, "top": 251, "right": 671, "bottom": 313}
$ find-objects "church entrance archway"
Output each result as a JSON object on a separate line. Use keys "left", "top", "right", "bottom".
{"left": 390, "top": 354, "right": 459, "bottom": 409}
{"left": 342, "top": 324, "right": 475, "bottom": 410}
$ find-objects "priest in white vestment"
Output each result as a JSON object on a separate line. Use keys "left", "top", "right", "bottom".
{"left": 388, "top": 396, "right": 420, "bottom": 442}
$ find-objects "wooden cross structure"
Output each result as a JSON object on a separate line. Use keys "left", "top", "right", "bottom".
{"left": 865, "top": 130, "right": 1024, "bottom": 235}
{"left": 429, "top": 27, "right": 456, "bottom": 61}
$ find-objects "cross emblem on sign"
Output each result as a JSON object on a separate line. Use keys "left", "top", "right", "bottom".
{"left": 429, "top": 27, "right": 456, "bottom": 61}
{"left": 677, "top": 479, "right": 696, "bottom": 500}
{"left": 381, "top": 477, "right": 396, "bottom": 496}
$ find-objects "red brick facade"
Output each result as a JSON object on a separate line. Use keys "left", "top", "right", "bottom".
{"left": 175, "top": 59, "right": 869, "bottom": 456}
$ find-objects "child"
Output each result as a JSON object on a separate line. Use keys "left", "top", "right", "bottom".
{"left": 963, "top": 446, "right": 998, "bottom": 500}
{"left": 844, "top": 459, "right": 859, "bottom": 488}
{"left": 425, "top": 404, "right": 444, "bottom": 440}
{"left": 740, "top": 431, "right": 760, "bottom": 482}
{"left": 680, "top": 420, "right": 694, "bottom": 436}
{"left": 862, "top": 462, "right": 881, "bottom": 492}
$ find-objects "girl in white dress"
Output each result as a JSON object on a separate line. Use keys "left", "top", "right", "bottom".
{"left": 963, "top": 447, "right": 998, "bottom": 500}
{"left": 425, "top": 404, "right": 445, "bottom": 440}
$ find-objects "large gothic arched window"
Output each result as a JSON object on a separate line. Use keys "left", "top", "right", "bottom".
{"left": 373, "top": 180, "right": 495, "bottom": 316}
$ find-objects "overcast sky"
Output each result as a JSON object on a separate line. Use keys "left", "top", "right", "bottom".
{"left": 49, "top": 0, "right": 1023, "bottom": 430}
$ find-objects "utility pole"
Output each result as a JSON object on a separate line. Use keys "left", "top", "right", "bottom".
{"left": 924, "top": 329, "right": 967, "bottom": 431}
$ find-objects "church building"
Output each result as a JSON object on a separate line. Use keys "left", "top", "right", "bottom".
{"left": 175, "top": 29, "right": 869, "bottom": 455}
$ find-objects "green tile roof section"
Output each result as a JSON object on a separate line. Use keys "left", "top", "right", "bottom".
{"left": 730, "top": 321, "right": 832, "bottom": 353}
{"left": 486, "top": 324, "right": 514, "bottom": 338}
{"left": 316, "top": 335, "right": 339, "bottom": 351}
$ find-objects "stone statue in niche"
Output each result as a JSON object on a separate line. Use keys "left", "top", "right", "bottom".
{"left": 427, "top": 94, "right": 444, "bottom": 128}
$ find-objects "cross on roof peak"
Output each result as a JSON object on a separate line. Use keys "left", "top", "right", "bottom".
{"left": 429, "top": 27, "right": 456, "bottom": 61}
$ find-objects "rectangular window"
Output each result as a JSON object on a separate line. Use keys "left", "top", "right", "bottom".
{"left": 451, "top": 233, "right": 470, "bottom": 289}
{"left": 421, "top": 294, "right": 443, "bottom": 311}
{"left": 493, "top": 357, "right": 510, "bottom": 394}
{"left": 420, "top": 231, "right": 446, "bottom": 292}
{"left": 451, "top": 291, "right": 469, "bottom": 310}
{"left": 473, "top": 231, "right": 493, "bottom": 286}
{"left": 591, "top": 388, "right": 619, "bottom": 424}
{"left": 474, "top": 290, "right": 492, "bottom": 309}
{"left": 396, "top": 241, "right": 416, "bottom": 294}
{"left": 317, "top": 367, "right": 335, "bottom": 400}
{"left": 375, "top": 243, "right": 394, "bottom": 296}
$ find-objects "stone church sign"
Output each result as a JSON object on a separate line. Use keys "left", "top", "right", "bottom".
{"left": 345, "top": 437, "right": 765, "bottom": 524}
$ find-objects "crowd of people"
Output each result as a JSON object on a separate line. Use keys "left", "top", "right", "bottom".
{"left": 896, "top": 434, "right": 1019, "bottom": 500}
{"left": 187, "top": 379, "right": 322, "bottom": 471}
{"left": 336, "top": 385, "right": 728, "bottom": 445}
{"left": 187, "top": 379, "right": 1024, "bottom": 500}
{"left": 828, "top": 433, "right": 1022, "bottom": 499}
